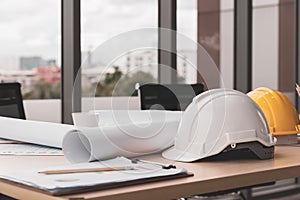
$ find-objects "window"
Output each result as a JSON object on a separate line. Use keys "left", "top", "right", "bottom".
{"left": 177, "top": 0, "right": 197, "bottom": 84}
{"left": 252, "top": 0, "right": 280, "bottom": 90}
{"left": 252, "top": 0, "right": 296, "bottom": 102}
{"left": 220, "top": 0, "right": 234, "bottom": 89}
{"left": 188, "top": 0, "right": 234, "bottom": 88}
{"left": 81, "top": 0, "right": 158, "bottom": 98}
{"left": 0, "top": 0, "right": 61, "bottom": 99}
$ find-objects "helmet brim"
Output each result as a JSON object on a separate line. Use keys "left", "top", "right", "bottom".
{"left": 162, "top": 146, "right": 203, "bottom": 162}
{"left": 163, "top": 142, "right": 275, "bottom": 162}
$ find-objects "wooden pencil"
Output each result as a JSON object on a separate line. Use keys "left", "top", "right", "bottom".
{"left": 39, "top": 166, "right": 134, "bottom": 175}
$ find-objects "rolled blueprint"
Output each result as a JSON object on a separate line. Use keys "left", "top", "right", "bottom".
{"left": 64, "top": 110, "right": 182, "bottom": 163}
{"left": 0, "top": 110, "right": 182, "bottom": 163}
{"left": 0, "top": 117, "right": 74, "bottom": 148}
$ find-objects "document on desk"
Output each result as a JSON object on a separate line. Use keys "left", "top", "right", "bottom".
{"left": 0, "top": 157, "right": 191, "bottom": 196}
{"left": 0, "top": 143, "right": 63, "bottom": 156}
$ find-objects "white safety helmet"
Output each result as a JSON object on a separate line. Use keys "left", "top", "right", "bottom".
{"left": 162, "top": 89, "right": 276, "bottom": 162}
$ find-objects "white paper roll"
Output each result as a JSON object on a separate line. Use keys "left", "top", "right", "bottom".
{"left": 64, "top": 110, "right": 183, "bottom": 163}
{"left": 0, "top": 110, "right": 182, "bottom": 163}
{"left": 0, "top": 117, "right": 74, "bottom": 148}
{"left": 63, "top": 119, "right": 181, "bottom": 163}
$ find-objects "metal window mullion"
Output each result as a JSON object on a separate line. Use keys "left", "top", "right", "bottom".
{"left": 61, "top": 0, "right": 81, "bottom": 124}
{"left": 158, "top": 0, "right": 177, "bottom": 84}
{"left": 234, "top": 0, "right": 253, "bottom": 93}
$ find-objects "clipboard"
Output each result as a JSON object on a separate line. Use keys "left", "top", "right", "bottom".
{"left": 0, "top": 157, "right": 193, "bottom": 196}
{"left": 0, "top": 170, "right": 193, "bottom": 196}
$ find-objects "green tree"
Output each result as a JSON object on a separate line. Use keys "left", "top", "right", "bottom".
{"left": 92, "top": 67, "right": 156, "bottom": 97}
{"left": 103, "top": 66, "right": 122, "bottom": 85}
{"left": 23, "top": 80, "right": 60, "bottom": 99}
{"left": 113, "top": 71, "right": 156, "bottom": 96}
{"left": 94, "top": 66, "right": 123, "bottom": 97}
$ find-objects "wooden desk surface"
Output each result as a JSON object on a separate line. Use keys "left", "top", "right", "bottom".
{"left": 1, "top": 146, "right": 300, "bottom": 200}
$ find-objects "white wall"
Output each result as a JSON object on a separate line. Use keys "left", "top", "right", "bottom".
{"left": 81, "top": 97, "right": 140, "bottom": 112}
{"left": 220, "top": 0, "right": 234, "bottom": 89}
{"left": 252, "top": 0, "right": 279, "bottom": 89}
{"left": 24, "top": 99, "right": 61, "bottom": 123}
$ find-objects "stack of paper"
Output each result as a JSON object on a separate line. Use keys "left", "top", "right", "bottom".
{"left": 0, "top": 157, "right": 190, "bottom": 196}
{"left": 0, "top": 143, "right": 63, "bottom": 156}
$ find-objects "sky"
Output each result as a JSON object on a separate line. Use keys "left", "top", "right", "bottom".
{"left": 0, "top": 0, "right": 61, "bottom": 62}
{"left": 0, "top": 0, "right": 197, "bottom": 68}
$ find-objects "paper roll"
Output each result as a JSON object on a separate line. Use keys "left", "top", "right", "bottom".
{"left": 64, "top": 110, "right": 183, "bottom": 163}
{"left": 0, "top": 117, "right": 74, "bottom": 148}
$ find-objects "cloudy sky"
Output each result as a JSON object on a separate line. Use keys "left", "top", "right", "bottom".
{"left": 0, "top": 0, "right": 196, "bottom": 66}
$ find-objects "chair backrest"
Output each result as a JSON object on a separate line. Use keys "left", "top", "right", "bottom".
{"left": 137, "top": 83, "right": 205, "bottom": 111}
{"left": 0, "top": 82, "right": 26, "bottom": 119}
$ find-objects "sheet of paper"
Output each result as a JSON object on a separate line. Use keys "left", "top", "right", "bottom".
{"left": 64, "top": 110, "right": 182, "bottom": 163}
{"left": 0, "top": 117, "right": 74, "bottom": 148}
{"left": 0, "top": 157, "right": 186, "bottom": 191}
{"left": 0, "top": 143, "right": 63, "bottom": 155}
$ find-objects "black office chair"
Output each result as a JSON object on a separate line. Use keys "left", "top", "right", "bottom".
{"left": 136, "top": 83, "right": 205, "bottom": 111}
{"left": 0, "top": 82, "right": 26, "bottom": 119}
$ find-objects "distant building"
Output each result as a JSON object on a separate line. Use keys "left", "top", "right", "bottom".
{"left": 125, "top": 51, "right": 158, "bottom": 78}
{"left": 125, "top": 50, "right": 189, "bottom": 81}
{"left": 81, "top": 49, "right": 101, "bottom": 69}
{"left": 177, "top": 50, "right": 197, "bottom": 82}
{"left": 0, "top": 69, "right": 37, "bottom": 93}
{"left": 0, "top": 56, "right": 59, "bottom": 94}
{"left": 36, "top": 65, "right": 61, "bottom": 83}
{"left": 20, "top": 56, "right": 47, "bottom": 70}
{"left": 46, "top": 59, "right": 57, "bottom": 66}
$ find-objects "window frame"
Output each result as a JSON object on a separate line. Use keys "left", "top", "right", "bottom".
{"left": 61, "top": 0, "right": 177, "bottom": 123}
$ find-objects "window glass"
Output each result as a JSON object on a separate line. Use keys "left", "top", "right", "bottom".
{"left": 252, "top": 0, "right": 279, "bottom": 90}
{"left": 220, "top": 0, "right": 234, "bottom": 89}
{"left": 177, "top": 0, "right": 197, "bottom": 84}
{"left": 252, "top": 0, "right": 295, "bottom": 102}
{"left": 0, "top": 0, "right": 61, "bottom": 99}
{"left": 186, "top": 0, "right": 234, "bottom": 88}
{"left": 81, "top": 0, "right": 158, "bottom": 97}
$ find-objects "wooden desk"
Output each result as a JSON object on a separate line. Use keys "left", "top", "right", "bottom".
{"left": 0, "top": 146, "right": 300, "bottom": 200}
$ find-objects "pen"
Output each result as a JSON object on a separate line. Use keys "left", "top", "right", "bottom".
{"left": 131, "top": 159, "right": 176, "bottom": 169}
{"left": 39, "top": 166, "right": 135, "bottom": 175}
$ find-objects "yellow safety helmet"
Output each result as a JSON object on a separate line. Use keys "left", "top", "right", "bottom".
{"left": 247, "top": 87, "right": 300, "bottom": 136}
